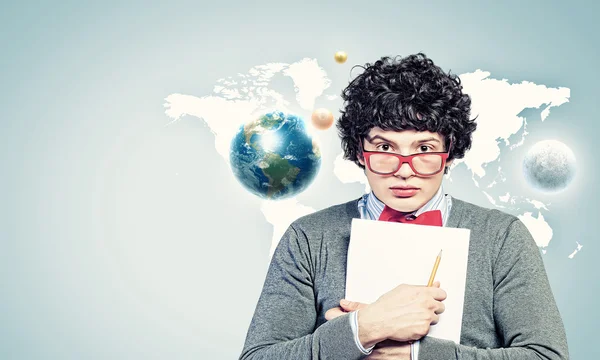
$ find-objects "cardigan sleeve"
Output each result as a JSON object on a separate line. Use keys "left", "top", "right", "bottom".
{"left": 239, "top": 224, "right": 367, "bottom": 360}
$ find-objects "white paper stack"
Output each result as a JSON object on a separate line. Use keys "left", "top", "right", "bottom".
{"left": 345, "top": 218, "right": 471, "bottom": 343}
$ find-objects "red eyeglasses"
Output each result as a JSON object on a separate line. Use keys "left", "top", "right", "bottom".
{"left": 361, "top": 141, "right": 452, "bottom": 176}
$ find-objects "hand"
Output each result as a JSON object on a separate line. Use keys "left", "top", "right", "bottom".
{"left": 324, "top": 303, "right": 411, "bottom": 360}
{"left": 358, "top": 281, "right": 446, "bottom": 346}
{"left": 366, "top": 340, "right": 411, "bottom": 360}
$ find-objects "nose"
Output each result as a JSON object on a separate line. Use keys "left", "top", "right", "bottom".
{"left": 394, "top": 161, "right": 415, "bottom": 178}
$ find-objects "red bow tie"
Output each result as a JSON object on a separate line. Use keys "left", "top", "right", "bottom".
{"left": 378, "top": 206, "right": 443, "bottom": 227}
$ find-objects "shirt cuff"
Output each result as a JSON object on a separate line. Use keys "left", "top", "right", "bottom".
{"left": 349, "top": 310, "right": 375, "bottom": 355}
{"left": 411, "top": 340, "right": 420, "bottom": 360}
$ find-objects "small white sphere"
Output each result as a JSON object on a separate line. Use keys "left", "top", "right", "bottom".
{"left": 522, "top": 140, "right": 576, "bottom": 193}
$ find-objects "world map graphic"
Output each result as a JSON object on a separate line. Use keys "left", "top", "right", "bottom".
{"left": 163, "top": 58, "right": 579, "bottom": 259}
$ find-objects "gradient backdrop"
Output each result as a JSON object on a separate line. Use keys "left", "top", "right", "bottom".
{"left": 1, "top": 1, "right": 598, "bottom": 359}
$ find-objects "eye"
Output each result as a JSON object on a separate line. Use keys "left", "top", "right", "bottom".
{"left": 377, "top": 143, "right": 392, "bottom": 152}
{"left": 419, "top": 145, "right": 432, "bottom": 152}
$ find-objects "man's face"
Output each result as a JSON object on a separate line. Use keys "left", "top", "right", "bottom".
{"left": 358, "top": 127, "right": 452, "bottom": 213}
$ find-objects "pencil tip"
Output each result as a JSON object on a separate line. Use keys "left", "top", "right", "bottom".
{"left": 438, "top": 249, "right": 443, "bottom": 256}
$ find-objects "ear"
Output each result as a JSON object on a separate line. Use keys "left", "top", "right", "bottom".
{"left": 357, "top": 139, "right": 366, "bottom": 166}
{"left": 357, "top": 152, "right": 365, "bottom": 166}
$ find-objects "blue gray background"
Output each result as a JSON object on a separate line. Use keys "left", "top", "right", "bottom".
{"left": 1, "top": 1, "right": 598, "bottom": 359}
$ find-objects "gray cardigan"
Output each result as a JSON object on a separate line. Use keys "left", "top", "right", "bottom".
{"left": 240, "top": 197, "right": 569, "bottom": 359}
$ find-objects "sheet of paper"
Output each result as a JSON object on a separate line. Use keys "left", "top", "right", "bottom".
{"left": 345, "top": 218, "right": 471, "bottom": 343}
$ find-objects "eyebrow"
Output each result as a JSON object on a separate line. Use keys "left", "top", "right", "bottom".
{"left": 365, "top": 135, "right": 441, "bottom": 146}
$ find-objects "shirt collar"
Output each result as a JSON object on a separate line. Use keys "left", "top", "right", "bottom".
{"left": 358, "top": 185, "right": 448, "bottom": 222}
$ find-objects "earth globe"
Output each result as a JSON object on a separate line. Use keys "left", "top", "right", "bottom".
{"left": 230, "top": 111, "right": 322, "bottom": 200}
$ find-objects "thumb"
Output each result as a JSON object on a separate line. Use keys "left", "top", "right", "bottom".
{"left": 432, "top": 281, "right": 441, "bottom": 288}
{"left": 325, "top": 306, "right": 346, "bottom": 321}
{"left": 340, "top": 299, "right": 367, "bottom": 311}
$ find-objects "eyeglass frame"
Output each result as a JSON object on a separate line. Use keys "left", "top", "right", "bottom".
{"left": 359, "top": 139, "right": 453, "bottom": 177}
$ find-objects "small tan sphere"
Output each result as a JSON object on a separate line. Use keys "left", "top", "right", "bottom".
{"left": 311, "top": 108, "right": 334, "bottom": 130}
{"left": 334, "top": 51, "right": 348, "bottom": 64}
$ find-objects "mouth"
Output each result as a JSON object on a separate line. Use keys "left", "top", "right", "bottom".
{"left": 390, "top": 186, "right": 420, "bottom": 197}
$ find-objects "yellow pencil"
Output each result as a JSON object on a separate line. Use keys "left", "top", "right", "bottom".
{"left": 427, "top": 249, "right": 443, "bottom": 287}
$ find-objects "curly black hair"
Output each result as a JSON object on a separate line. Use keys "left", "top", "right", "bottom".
{"left": 336, "top": 53, "right": 477, "bottom": 171}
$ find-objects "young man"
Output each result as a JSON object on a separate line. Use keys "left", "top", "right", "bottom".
{"left": 239, "top": 54, "right": 569, "bottom": 359}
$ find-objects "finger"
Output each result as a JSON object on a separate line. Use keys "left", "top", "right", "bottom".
{"left": 340, "top": 299, "right": 367, "bottom": 311}
{"left": 324, "top": 307, "right": 345, "bottom": 320}
{"left": 427, "top": 287, "right": 447, "bottom": 301}
{"left": 433, "top": 281, "right": 440, "bottom": 288}
{"left": 431, "top": 312, "right": 440, "bottom": 325}
{"left": 434, "top": 300, "right": 446, "bottom": 314}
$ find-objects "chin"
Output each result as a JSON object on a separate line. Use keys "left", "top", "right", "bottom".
{"left": 385, "top": 197, "right": 422, "bottom": 213}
